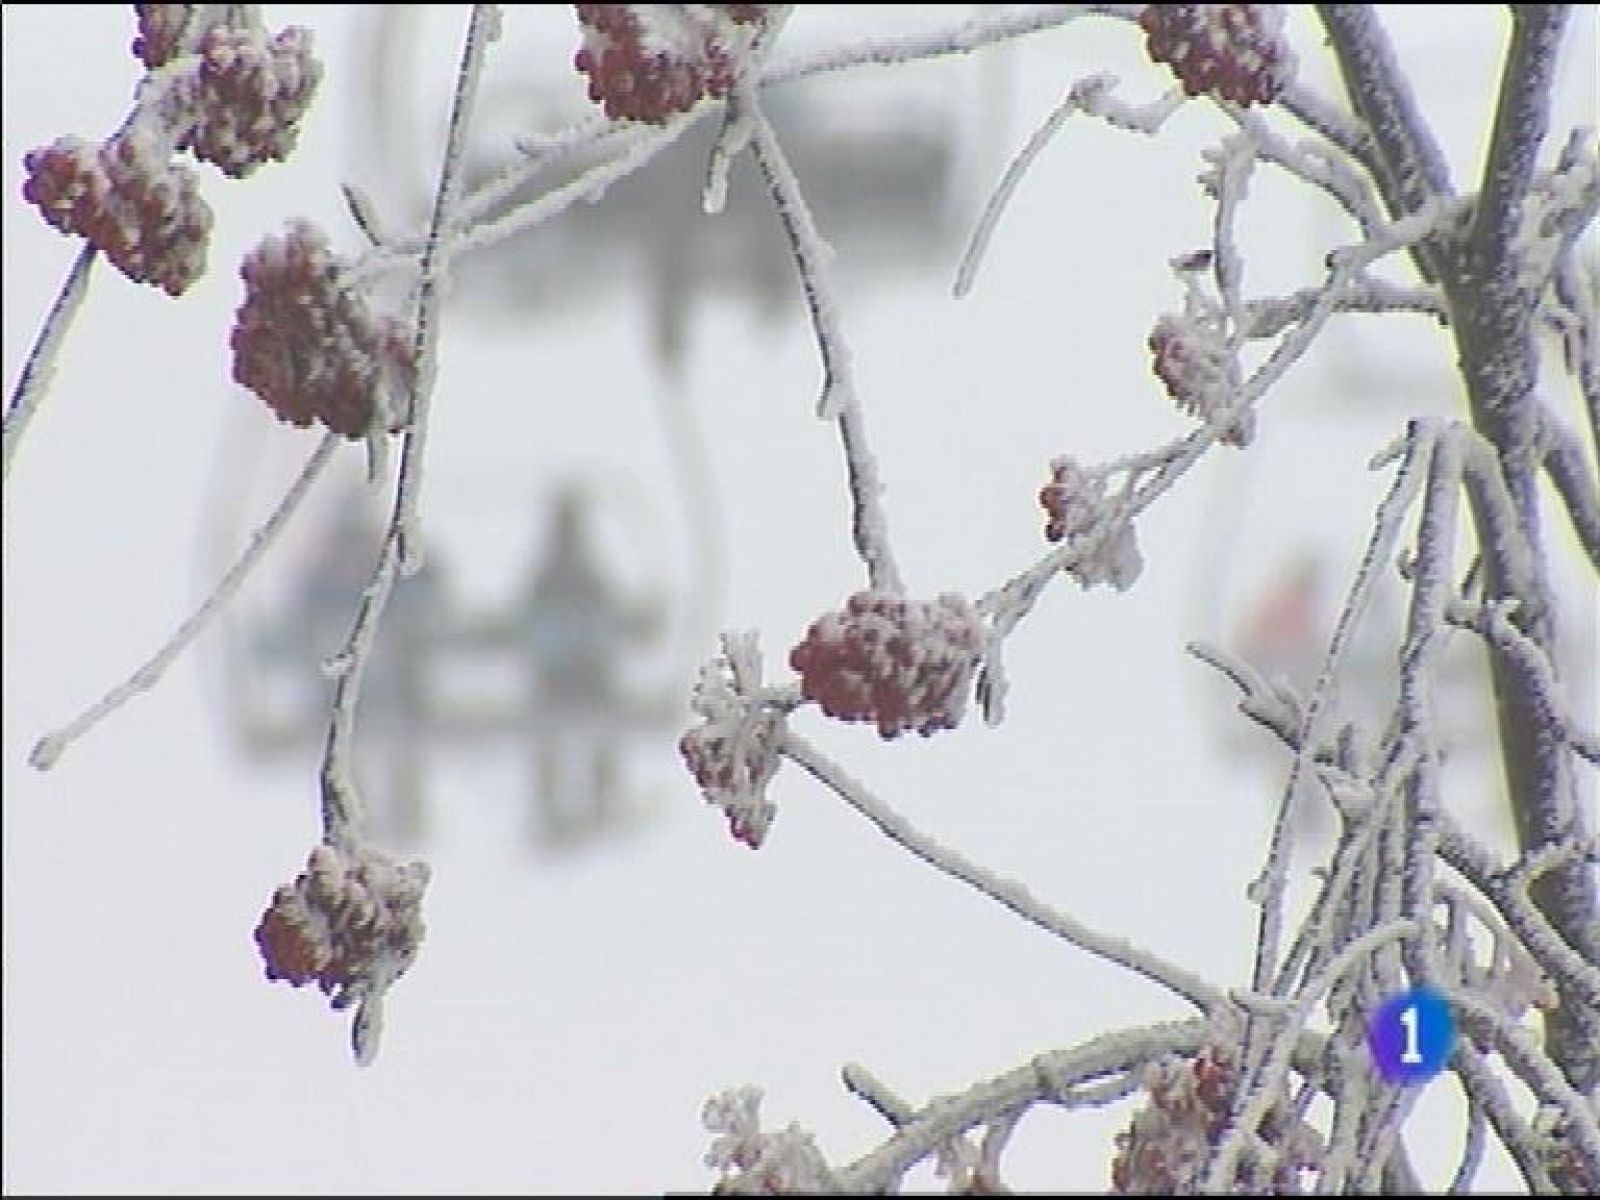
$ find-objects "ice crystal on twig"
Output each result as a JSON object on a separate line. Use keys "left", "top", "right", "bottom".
{"left": 1150, "top": 306, "right": 1253, "bottom": 446}
{"left": 703, "top": 1085, "right": 836, "bottom": 1194}
{"left": 22, "top": 130, "right": 212, "bottom": 296}
{"left": 790, "top": 590, "right": 985, "bottom": 739}
{"left": 1139, "top": 5, "right": 1296, "bottom": 108}
{"left": 231, "top": 220, "right": 414, "bottom": 439}
{"left": 680, "top": 632, "right": 785, "bottom": 847}
{"left": 1038, "top": 457, "right": 1145, "bottom": 591}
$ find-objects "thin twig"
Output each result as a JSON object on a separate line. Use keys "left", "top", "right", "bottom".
{"left": 31, "top": 432, "right": 340, "bottom": 770}
{"left": 781, "top": 730, "right": 1221, "bottom": 1013}
{"left": 3, "top": 242, "right": 96, "bottom": 482}
{"left": 742, "top": 88, "right": 902, "bottom": 594}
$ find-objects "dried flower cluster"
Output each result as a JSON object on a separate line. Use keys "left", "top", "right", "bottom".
{"left": 679, "top": 632, "right": 785, "bottom": 847}
{"left": 703, "top": 1086, "right": 836, "bottom": 1194}
{"left": 231, "top": 220, "right": 415, "bottom": 439}
{"left": 1110, "top": 1045, "right": 1322, "bottom": 1193}
{"left": 22, "top": 131, "right": 212, "bottom": 296}
{"left": 1149, "top": 308, "right": 1253, "bottom": 447}
{"left": 573, "top": 4, "right": 771, "bottom": 124}
{"left": 254, "top": 841, "right": 431, "bottom": 1013}
{"left": 790, "top": 589, "right": 985, "bottom": 739}
{"left": 1139, "top": 4, "right": 1296, "bottom": 107}
{"left": 1038, "top": 457, "right": 1145, "bottom": 591}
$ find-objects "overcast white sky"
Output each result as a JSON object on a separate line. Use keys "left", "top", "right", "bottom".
{"left": 4, "top": 5, "right": 1595, "bottom": 1194}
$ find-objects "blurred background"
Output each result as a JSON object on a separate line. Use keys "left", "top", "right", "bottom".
{"left": 4, "top": 5, "right": 1594, "bottom": 1193}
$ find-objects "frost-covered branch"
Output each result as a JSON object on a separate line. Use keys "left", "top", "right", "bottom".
{"left": 740, "top": 87, "right": 902, "bottom": 595}
{"left": 1536, "top": 404, "right": 1600, "bottom": 572}
{"left": 833, "top": 1018, "right": 1209, "bottom": 1193}
{"left": 390, "top": 3, "right": 495, "bottom": 574}
{"left": 759, "top": 5, "right": 1089, "bottom": 88}
{"left": 30, "top": 432, "right": 340, "bottom": 771}
{"left": 3, "top": 242, "right": 95, "bottom": 482}
{"left": 1318, "top": 4, "right": 1454, "bottom": 282}
{"left": 1472, "top": 6, "right": 1568, "bottom": 264}
{"left": 781, "top": 730, "right": 1221, "bottom": 1013}
{"left": 1246, "top": 421, "right": 1432, "bottom": 998}
{"left": 955, "top": 73, "right": 1185, "bottom": 299}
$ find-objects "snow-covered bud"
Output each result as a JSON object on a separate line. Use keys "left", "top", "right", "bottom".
{"left": 1039, "top": 457, "right": 1144, "bottom": 592}
{"left": 1140, "top": 5, "right": 1295, "bottom": 108}
{"left": 176, "top": 24, "right": 322, "bottom": 177}
{"left": 1149, "top": 308, "right": 1253, "bottom": 447}
{"left": 231, "top": 220, "right": 414, "bottom": 439}
{"left": 790, "top": 590, "right": 985, "bottom": 739}
{"left": 254, "top": 841, "right": 430, "bottom": 1013}
{"left": 703, "top": 1086, "right": 836, "bottom": 1194}
{"left": 23, "top": 129, "right": 213, "bottom": 296}
{"left": 680, "top": 632, "right": 784, "bottom": 847}
{"left": 573, "top": 4, "right": 771, "bottom": 124}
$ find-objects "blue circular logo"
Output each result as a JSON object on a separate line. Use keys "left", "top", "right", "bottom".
{"left": 1368, "top": 986, "right": 1454, "bottom": 1084}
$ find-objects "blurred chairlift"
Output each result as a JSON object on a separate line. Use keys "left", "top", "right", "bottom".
{"left": 231, "top": 479, "right": 672, "bottom": 851}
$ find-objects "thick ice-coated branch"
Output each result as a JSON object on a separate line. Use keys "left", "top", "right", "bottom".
{"left": 1451, "top": 1043, "right": 1559, "bottom": 1192}
{"left": 1317, "top": 5, "right": 1455, "bottom": 282}
{"left": 1237, "top": 277, "right": 1445, "bottom": 339}
{"left": 1472, "top": 6, "right": 1568, "bottom": 261}
{"left": 780, "top": 730, "right": 1222, "bottom": 1013}
{"left": 1437, "top": 815, "right": 1600, "bottom": 1026}
{"left": 833, "top": 1018, "right": 1209, "bottom": 1193}
{"left": 741, "top": 89, "right": 902, "bottom": 595}
{"left": 1458, "top": 428, "right": 1598, "bottom": 1091}
{"left": 1445, "top": 596, "right": 1600, "bottom": 765}
{"left": 1224, "top": 103, "right": 1383, "bottom": 236}
{"left": 30, "top": 432, "right": 339, "bottom": 771}
{"left": 1550, "top": 249, "right": 1600, "bottom": 468}
{"left": 3, "top": 242, "right": 96, "bottom": 483}
{"left": 1437, "top": 975, "right": 1600, "bottom": 1172}
{"left": 1536, "top": 405, "right": 1600, "bottom": 572}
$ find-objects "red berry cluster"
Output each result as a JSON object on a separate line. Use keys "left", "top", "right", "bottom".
{"left": 254, "top": 842, "right": 431, "bottom": 1012}
{"left": 231, "top": 220, "right": 415, "bottom": 439}
{"left": 22, "top": 131, "right": 212, "bottom": 296}
{"left": 1149, "top": 311, "right": 1253, "bottom": 447}
{"left": 573, "top": 4, "right": 769, "bottom": 124}
{"left": 24, "top": 8, "right": 320, "bottom": 295}
{"left": 1111, "top": 1046, "right": 1321, "bottom": 1193}
{"left": 1139, "top": 5, "right": 1295, "bottom": 107}
{"left": 790, "top": 590, "right": 985, "bottom": 739}
{"left": 175, "top": 24, "right": 322, "bottom": 178}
